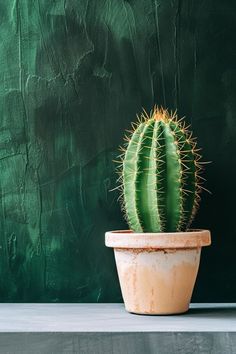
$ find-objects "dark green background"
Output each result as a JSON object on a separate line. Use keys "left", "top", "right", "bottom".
{"left": 0, "top": 0, "right": 235, "bottom": 302}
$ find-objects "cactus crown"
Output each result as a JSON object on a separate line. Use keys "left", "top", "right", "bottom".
{"left": 116, "top": 106, "right": 208, "bottom": 233}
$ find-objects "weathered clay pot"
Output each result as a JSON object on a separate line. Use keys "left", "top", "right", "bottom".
{"left": 105, "top": 230, "right": 211, "bottom": 315}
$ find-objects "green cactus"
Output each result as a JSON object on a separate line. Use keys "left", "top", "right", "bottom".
{"left": 116, "top": 107, "right": 208, "bottom": 233}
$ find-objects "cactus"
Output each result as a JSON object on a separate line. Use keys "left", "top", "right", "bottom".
{"left": 116, "top": 107, "right": 208, "bottom": 233}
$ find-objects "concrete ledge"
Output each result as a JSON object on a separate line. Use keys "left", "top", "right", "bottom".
{"left": 0, "top": 304, "right": 234, "bottom": 353}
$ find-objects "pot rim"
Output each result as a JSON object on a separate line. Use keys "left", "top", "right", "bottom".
{"left": 105, "top": 229, "right": 211, "bottom": 249}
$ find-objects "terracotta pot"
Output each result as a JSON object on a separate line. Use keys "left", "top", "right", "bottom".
{"left": 105, "top": 230, "right": 211, "bottom": 315}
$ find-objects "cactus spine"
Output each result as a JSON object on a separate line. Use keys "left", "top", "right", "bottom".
{"left": 117, "top": 107, "right": 207, "bottom": 233}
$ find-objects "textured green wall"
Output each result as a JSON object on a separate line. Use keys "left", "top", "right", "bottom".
{"left": 0, "top": 0, "right": 235, "bottom": 302}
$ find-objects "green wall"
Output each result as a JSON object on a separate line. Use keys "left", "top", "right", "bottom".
{"left": 0, "top": 0, "right": 235, "bottom": 302}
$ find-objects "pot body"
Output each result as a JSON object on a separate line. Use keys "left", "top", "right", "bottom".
{"left": 114, "top": 247, "right": 200, "bottom": 315}
{"left": 105, "top": 230, "right": 211, "bottom": 315}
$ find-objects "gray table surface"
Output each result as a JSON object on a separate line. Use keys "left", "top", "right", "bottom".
{"left": 0, "top": 303, "right": 235, "bottom": 333}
